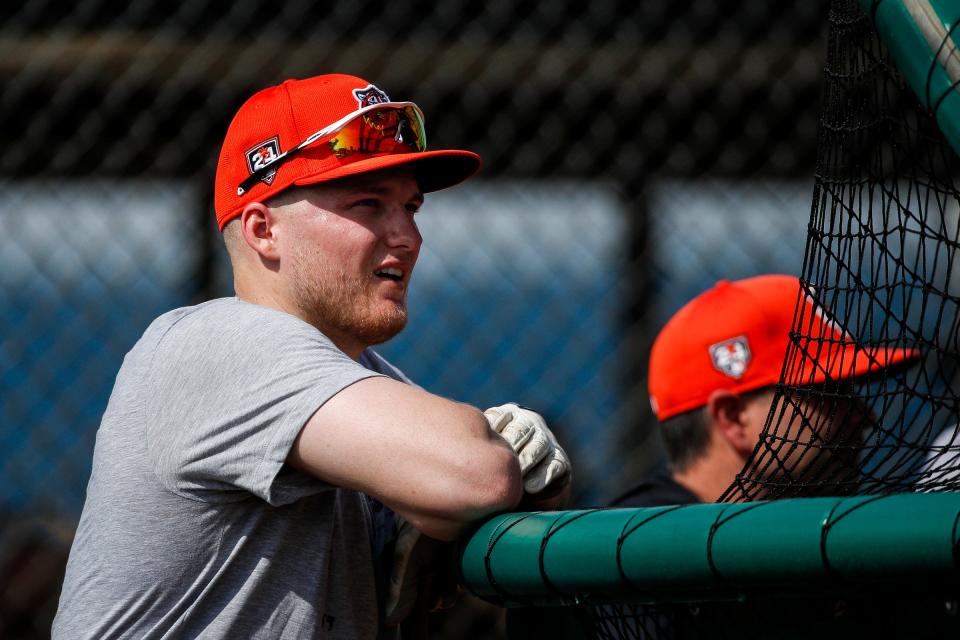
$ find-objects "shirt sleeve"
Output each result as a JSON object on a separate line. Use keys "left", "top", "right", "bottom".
{"left": 143, "top": 300, "right": 384, "bottom": 505}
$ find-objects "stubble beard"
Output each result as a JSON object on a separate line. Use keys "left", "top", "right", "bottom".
{"left": 291, "top": 260, "right": 409, "bottom": 348}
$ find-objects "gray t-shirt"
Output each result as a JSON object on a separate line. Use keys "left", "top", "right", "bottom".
{"left": 53, "top": 298, "right": 410, "bottom": 640}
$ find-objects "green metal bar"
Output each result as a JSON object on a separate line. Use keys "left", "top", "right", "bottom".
{"left": 459, "top": 494, "right": 960, "bottom": 607}
{"left": 864, "top": 0, "right": 960, "bottom": 157}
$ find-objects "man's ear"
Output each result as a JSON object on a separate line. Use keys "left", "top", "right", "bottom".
{"left": 239, "top": 202, "right": 281, "bottom": 261}
{"left": 705, "top": 389, "right": 753, "bottom": 457}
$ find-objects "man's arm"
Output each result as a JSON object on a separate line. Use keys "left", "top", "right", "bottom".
{"left": 286, "top": 376, "right": 523, "bottom": 540}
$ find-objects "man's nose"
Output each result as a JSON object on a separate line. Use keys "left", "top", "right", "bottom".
{"left": 385, "top": 208, "right": 422, "bottom": 250}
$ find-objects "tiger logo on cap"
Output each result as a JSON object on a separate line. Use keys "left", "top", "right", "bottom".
{"left": 352, "top": 84, "right": 391, "bottom": 108}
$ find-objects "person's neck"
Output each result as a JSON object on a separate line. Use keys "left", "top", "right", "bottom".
{"left": 235, "top": 279, "right": 292, "bottom": 319}
{"left": 318, "top": 327, "right": 365, "bottom": 361}
{"left": 672, "top": 451, "right": 746, "bottom": 503}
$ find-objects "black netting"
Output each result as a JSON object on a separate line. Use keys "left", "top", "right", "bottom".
{"left": 722, "top": 0, "right": 960, "bottom": 502}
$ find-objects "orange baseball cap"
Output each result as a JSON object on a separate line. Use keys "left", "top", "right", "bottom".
{"left": 214, "top": 74, "right": 482, "bottom": 230}
{"left": 648, "top": 274, "right": 920, "bottom": 421}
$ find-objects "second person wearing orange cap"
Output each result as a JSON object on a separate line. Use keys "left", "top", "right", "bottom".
{"left": 611, "top": 274, "right": 918, "bottom": 507}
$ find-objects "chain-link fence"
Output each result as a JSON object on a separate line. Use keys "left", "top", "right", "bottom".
{"left": 0, "top": 2, "right": 829, "bottom": 637}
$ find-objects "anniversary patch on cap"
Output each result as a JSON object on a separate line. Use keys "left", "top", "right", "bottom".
{"left": 245, "top": 136, "right": 281, "bottom": 187}
{"left": 709, "top": 336, "right": 752, "bottom": 379}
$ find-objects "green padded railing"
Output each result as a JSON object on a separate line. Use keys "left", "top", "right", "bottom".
{"left": 460, "top": 493, "right": 960, "bottom": 607}
{"left": 864, "top": 0, "right": 960, "bottom": 157}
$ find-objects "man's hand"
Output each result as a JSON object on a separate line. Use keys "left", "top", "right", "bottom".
{"left": 483, "top": 403, "right": 572, "bottom": 496}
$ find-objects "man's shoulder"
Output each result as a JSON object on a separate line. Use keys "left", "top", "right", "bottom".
{"left": 133, "top": 298, "right": 351, "bottom": 386}
{"left": 145, "top": 298, "right": 326, "bottom": 350}
{"left": 150, "top": 297, "right": 303, "bottom": 331}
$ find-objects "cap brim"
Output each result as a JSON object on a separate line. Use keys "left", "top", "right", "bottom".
{"left": 791, "top": 342, "right": 921, "bottom": 386}
{"left": 293, "top": 149, "right": 481, "bottom": 193}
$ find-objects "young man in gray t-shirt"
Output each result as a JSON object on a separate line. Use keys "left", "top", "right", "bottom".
{"left": 53, "top": 74, "right": 572, "bottom": 640}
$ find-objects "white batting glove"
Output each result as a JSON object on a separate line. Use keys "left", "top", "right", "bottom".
{"left": 483, "top": 403, "right": 571, "bottom": 494}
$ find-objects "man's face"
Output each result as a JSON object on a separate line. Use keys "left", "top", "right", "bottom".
{"left": 742, "top": 384, "right": 873, "bottom": 490}
{"left": 273, "top": 166, "right": 424, "bottom": 351}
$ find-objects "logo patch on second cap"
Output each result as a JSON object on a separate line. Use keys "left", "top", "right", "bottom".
{"left": 709, "top": 336, "right": 751, "bottom": 379}
{"left": 245, "top": 137, "right": 281, "bottom": 186}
